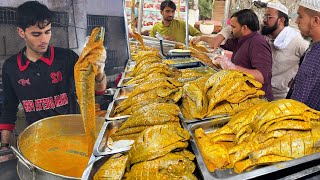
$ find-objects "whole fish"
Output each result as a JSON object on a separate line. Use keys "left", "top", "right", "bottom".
{"left": 74, "top": 27, "right": 105, "bottom": 155}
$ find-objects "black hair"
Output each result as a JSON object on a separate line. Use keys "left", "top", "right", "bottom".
{"left": 278, "top": 11, "right": 289, "bottom": 26}
{"left": 16, "top": 1, "right": 53, "bottom": 30}
{"left": 231, "top": 9, "right": 260, "bottom": 32}
{"left": 160, "top": 0, "right": 176, "bottom": 11}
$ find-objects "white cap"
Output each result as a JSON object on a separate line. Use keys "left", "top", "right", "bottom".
{"left": 267, "top": 1, "right": 289, "bottom": 15}
{"left": 299, "top": 0, "right": 320, "bottom": 12}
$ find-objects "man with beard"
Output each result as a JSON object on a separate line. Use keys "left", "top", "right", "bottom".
{"left": 288, "top": 0, "right": 320, "bottom": 110}
{"left": 191, "top": 1, "right": 309, "bottom": 100}
{"left": 205, "top": 9, "right": 274, "bottom": 100}
{"left": 149, "top": 0, "right": 201, "bottom": 43}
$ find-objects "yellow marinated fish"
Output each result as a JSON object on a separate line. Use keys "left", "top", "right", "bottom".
{"left": 74, "top": 27, "right": 105, "bottom": 155}
{"left": 93, "top": 153, "right": 128, "bottom": 180}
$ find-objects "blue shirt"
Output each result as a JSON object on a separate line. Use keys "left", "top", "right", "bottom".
{"left": 291, "top": 42, "right": 320, "bottom": 110}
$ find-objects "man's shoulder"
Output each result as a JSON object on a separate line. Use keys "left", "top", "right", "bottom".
{"left": 172, "top": 19, "right": 185, "bottom": 26}
{"left": 152, "top": 22, "right": 162, "bottom": 28}
{"left": 3, "top": 54, "right": 19, "bottom": 69}
{"left": 249, "top": 33, "right": 269, "bottom": 45}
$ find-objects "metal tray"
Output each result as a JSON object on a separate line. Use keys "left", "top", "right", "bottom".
{"left": 93, "top": 119, "right": 133, "bottom": 156}
{"left": 117, "top": 77, "right": 137, "bottom": 88}
{"left": 113, "top": 86, "right": 134, "bottom": 100}
{"left": 105, "top": 99, "right": 131, "bottom": 120}
{"left": 188, "top": 119, "right": 320, "bottom": 180}
{"left": 163, "top": 58, "right": 204, "bottom": 69}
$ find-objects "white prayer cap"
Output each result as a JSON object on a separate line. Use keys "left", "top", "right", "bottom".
{"left": 267, "top": 1, "right": 289, "bottom": 15}
{"left": 299, "top": 0, "right": 320, "bottom": 12}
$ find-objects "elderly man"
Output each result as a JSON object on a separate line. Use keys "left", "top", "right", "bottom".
{"left": 209, "top": 9, "right": 273, "bottom": 100}
{"left": 288, "top": 0, "right": 320, "bottom": 110}
{"left": 192, "top": 1, "right": 309, "bottom": 100}
{"left": 149, "top": 0, "right": 201, "bottom": 43}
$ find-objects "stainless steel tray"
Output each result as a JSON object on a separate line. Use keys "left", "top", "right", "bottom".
{"left": 117, "top": 77, "right": 137, "bottom": 88}
{"left": 188, "top": 119, "right": 320, "bottom": 180}
{"left": 93, "top": 119, "right": 132, "bottom": 156}
{"left": 113, "top": 86, "right": 134, "bottom": 100}
{"left": 163, "top": 58, "right": 204, "bottom": 69}
{"left": 105, "top": 99, "right": 130, "bottom": 120}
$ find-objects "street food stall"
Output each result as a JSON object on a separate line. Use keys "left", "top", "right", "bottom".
{"left": 2, "top": 0, "right": 320, "bottom": 180}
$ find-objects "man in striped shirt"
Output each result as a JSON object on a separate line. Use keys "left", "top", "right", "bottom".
{"left": 289, "top": 0, "right": 320, "bottom": 110}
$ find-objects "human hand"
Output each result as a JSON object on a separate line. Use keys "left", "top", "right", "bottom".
{"left": 206, "top": 34, "right": 225, "bottom": 50}
{"left": 213, "top": 55, "right": 236, "bottom": 70}
{"left": 95, "top": 48, "right": 106, "bottom": 76}
{"left": 190, "top": 36, "right": 201, "bottom": 44}
{"left": 128, "top": 30, "right": 136, "bottom": 38}
{"left": 163, "top": 35, "right": 175, "bottom": 41}
{"left": 0, "top": 147, "right": 14, "bottom": 163}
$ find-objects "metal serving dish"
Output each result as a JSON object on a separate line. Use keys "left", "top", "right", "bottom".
{"left": 93, "top": 119, "right": 133, "bottom": 156}
{"left": 117, "top": 77, "right": 137, "bottom": 88}
{"left": 113, "top": 86, "right": 134, "bottom": 100}
{"left": 188, "top": 119, "right": 320, "bottom": 180}
{"left": 163, "top": 58, "right": 204, "bottom": 69}
{"left": 105, "top": 99, "right": 130, "bottom": 120}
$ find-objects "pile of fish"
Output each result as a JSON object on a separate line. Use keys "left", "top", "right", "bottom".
{"left": 195, "top": 99, "right": 320, "bottom": 173}
{"left": 111, "top": 102, "right": 180, "bottom": 141}
{"left": 181, "top": 70, "right": 266, "bottom": 119}
{"left": 127, "top": 51, "right": 162, "bottom": 77}
{"left": 94, "top": 125, "right": 197, "bottom": 180}
{"left": 114, "top": 77, "right": 183, "bottom": 117}
{"left": 124, "top": 63, "right": 181, "bottom": 86}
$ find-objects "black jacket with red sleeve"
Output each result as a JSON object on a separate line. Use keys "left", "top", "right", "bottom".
{"left": 0, "top": 46, "right": 80, "bottom": 131}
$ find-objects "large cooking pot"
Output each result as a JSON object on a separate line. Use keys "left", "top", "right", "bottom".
{"left": 11, "top": 114, "right": 104, "bottom": 180}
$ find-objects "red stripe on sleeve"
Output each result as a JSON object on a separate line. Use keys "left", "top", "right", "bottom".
{"left": 0, "top": 124, "right": 15, "bottom": 131}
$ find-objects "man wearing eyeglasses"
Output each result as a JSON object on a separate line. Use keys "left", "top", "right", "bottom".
{"left": 192, "top": 1, "right": 309, "bottom": 100}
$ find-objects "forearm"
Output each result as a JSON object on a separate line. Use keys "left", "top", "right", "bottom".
{"left": 233, "top": 66, "right": 264, "bottom": 84}
{"left": 95, "top": 73, "right": 107, "bottom": 92}
{"left": 1, "top": 130, "right": 12, "bottom": 144}
{"left": 218, "top": 25, "right": 232, "bottom": 40}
